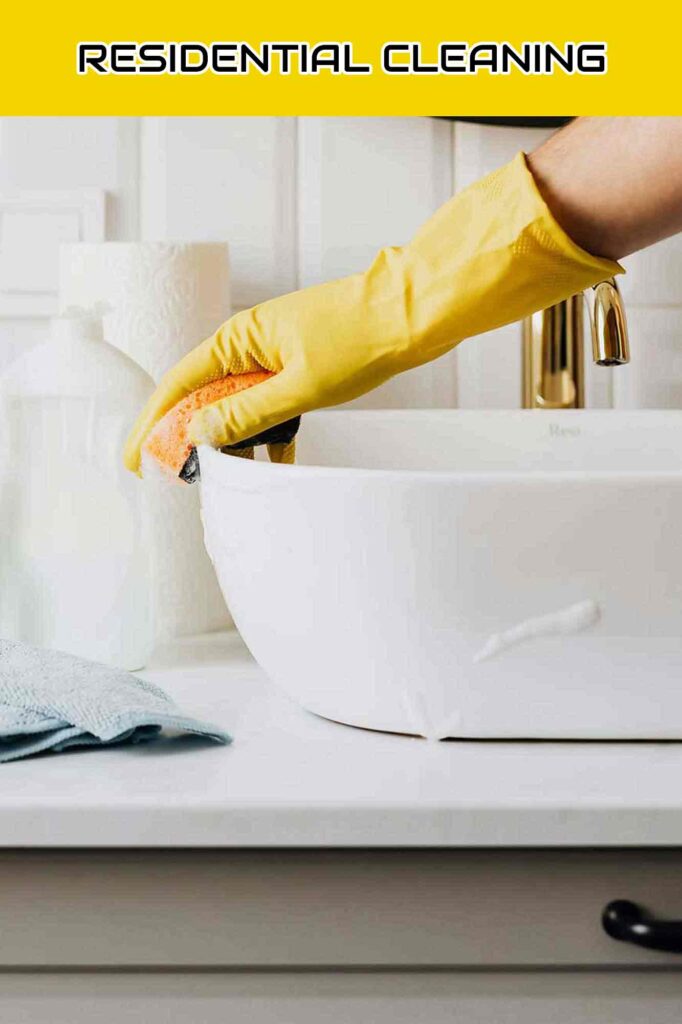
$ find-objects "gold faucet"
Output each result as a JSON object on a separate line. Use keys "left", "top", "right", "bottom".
{"left": 522, "top": 279, "right": 630, "bottom": 409}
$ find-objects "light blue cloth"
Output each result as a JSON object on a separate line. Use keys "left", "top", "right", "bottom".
{"left": 0, "top": 639, "right": 231, "bottom": 762}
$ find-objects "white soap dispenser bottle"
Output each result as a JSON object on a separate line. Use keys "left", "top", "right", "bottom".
{"left": 0, "top": 308, "right": 156, "bottom": 670}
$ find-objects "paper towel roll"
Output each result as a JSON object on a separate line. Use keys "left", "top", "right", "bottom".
{"left": 59, "top": 242, "right": 230, "bottom": 383}
{"left": 58, "top": 242, "right": 232, "bottom": 642}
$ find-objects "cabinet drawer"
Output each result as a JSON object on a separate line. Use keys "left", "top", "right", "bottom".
{"left": 2, "top": 972, "right": 682, "bottom": 1024}
{"left": 2, "top": 850, "right": 682, "bottom": 967}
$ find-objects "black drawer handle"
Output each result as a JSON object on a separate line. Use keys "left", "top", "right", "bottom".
{"left": 603, "top": 900, "right": 682, "bottom": 953}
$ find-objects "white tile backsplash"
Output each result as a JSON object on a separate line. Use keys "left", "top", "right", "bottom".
{"left": 0, "top": 118, "right": 127, "bottom": 192}
{"left": 0, "top": 116, "right": 680, "bottom": 409}
{"left": 140, "top": 117, "right": 297, "bottom": 307}
{"left": 452, "top": 121, "right": 553, "bottom": 191}
{"left": 453, "top": 325, "right": 521, "bottom": 410}
{"left": 451, "top": 121, "right": 554, "bottom": 410}
{"left": 298, "top": 116, "right": 452, "bottom": 285}
{"left": 298, "top": 116, "right": 457, "bottom": 408}
{"left": 620, "top": 237, "right": 682, "bottom": 308}
{"left": 613, "top": 306, "right": 682, "bottom": 408}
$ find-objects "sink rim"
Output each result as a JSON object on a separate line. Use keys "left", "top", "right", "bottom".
{"left": 199, "top": 408, "right": 682, "bottom": 484}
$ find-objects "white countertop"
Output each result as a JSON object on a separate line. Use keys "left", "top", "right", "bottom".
{"left": 2, "top": 632, "right": 682, "bottom": 847}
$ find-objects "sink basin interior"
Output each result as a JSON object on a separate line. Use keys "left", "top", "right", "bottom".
{"left": 291, "top": 410, "right": 682, "bottom": 475}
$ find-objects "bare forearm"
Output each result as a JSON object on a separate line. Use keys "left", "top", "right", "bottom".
{"left": 528, "top": 117, "right": 682, "bottom": 261}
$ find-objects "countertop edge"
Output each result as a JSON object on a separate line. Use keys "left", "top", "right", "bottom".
{"left": 2, "top": 805, "right": 681, "bottom": 848}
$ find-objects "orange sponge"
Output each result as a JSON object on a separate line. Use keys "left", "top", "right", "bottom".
{"left": 142, "top": 371, "right": 273, "bottom": 482}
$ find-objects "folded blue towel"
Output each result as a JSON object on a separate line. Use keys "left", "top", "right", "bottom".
{"left": 0, "top": 639, "right": 231, "bottom": 762}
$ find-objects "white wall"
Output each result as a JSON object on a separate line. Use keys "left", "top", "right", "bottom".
{"left": 1, "top": 116, "right": 680, "bottom": 407}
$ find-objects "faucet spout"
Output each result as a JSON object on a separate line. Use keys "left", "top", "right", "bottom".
{"left": 522, "top": 278, "right": 629, "bottom": 409}
{"left": 588, "top": 278, "right": 630, "bottom": 367}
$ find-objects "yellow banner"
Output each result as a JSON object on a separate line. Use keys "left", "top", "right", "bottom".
{"left": 3, "top": 0, "right": 680, "bottom": 115}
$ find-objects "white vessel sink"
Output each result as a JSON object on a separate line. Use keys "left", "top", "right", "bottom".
{"left": 199, "top": 410, "right": 682, "bottom": 740}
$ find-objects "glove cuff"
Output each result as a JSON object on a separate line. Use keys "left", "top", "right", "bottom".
{"left": 513, "top": 151, "right": 624, "bottom": 281}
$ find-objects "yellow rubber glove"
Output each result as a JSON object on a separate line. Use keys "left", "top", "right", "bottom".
{"left": 124, "top": 152, "right": 622, "bottom": 474}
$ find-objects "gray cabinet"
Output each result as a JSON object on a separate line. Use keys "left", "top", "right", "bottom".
{"left": 1, "top": 850, "right": 681, "bottom": 1020}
